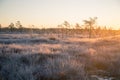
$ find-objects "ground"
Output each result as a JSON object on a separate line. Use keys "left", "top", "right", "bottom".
{"left": 0, "top": 33, "right": 120, "bottom": 80}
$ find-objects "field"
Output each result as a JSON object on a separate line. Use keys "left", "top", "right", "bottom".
{"left": 0, "top": 33, "right": 120, "bottom": 80}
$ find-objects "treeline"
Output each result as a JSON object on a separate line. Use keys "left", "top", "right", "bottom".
{"left": 0, "top": 17, "right": 120, "bottom": 38}
{"left": 0, "top": 26, "right": 120, "bottom": 38}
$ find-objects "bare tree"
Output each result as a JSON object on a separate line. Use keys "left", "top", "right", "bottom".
{"left": 63, "top": 21, "right": 70, "bottom": 29}
{"left": 75, "top": 23, "right": 81, "bottom": 29}
{"left": 83, "top": 17, "right": 97, "bottom": 38}
{"left": 16, "top": 21, "right": 22, "bottom": 28}
{"left": 9, "top": 23, "right": 15, "bottom": 32}
{"left": 63, "top": 21, "right": 71, "bottom": 36}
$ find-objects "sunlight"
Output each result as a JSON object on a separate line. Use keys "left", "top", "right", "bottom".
{"left": 0, "top": 0, "right": 120, "bottom": 80}
{"left": 0, "top": 0, "right": 120, "bottom": 29}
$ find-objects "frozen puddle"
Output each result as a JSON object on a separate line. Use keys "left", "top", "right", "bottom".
{"left": 91, "top": 75, "right": 115, "bottom": 80}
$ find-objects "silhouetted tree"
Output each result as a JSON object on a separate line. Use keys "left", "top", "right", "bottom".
{"left": 63, "top": 21, "right": 71, "bottom": 36}
{"left": 16, "top": 21, "right": 22, "bottom": 28}
{"left": 83, "top": 17, "right": 97, "bottom": 38}
{"left": 16, "top": 21, "right": 23, "bottom": 32}
{"left": 75, "top": 23, "right": 81, "bottom": 29}
{"left": 0, "top": 24, "right": 1, "bottom": 32}
{"left": 63, "top": 21, "right": 70, "bottom": 29}
{"left": 8, "top": 23, "right": 15, "bottom": 32}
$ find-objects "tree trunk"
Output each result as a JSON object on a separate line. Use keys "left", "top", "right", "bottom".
{"left": 89, "top": 25, "right": 92, "bottom": 38}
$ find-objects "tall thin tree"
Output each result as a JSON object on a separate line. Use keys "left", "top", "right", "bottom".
{"left": 83, "top": 17, "right": 97, "bottom": 38}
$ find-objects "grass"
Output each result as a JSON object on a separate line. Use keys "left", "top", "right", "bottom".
{"left": 0, "top": 53, "right": 87, "bottom": 80}
{"left": 0, "top": 33, "right": 120, "bottom": 80}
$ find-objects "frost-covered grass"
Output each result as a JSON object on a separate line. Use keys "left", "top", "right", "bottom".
{"left": 0, "top": 33, "right": 120, "bottom": 80}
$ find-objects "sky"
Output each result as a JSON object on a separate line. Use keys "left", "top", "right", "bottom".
{"left": 0, "top": 0, "right": 120, "bottom": 29}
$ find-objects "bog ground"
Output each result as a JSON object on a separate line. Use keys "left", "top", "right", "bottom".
{"left": 0, "top": 33, "right": 120, "bottom": 80}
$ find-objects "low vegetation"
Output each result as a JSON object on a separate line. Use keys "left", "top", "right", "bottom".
{"left": 0, "top": 33, "right": 120, "bottom": 80}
